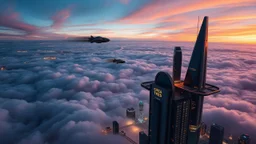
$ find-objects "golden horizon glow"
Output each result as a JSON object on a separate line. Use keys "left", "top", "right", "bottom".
{"left": 108, "top": 0, "right": 256, "bottom": 44}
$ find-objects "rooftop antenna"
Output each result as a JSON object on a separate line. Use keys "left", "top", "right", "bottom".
{"left": 197, "top": 16, "right": 200, "bottom": 34}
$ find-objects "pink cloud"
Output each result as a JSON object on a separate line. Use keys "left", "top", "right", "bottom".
{"left": 205, "top": 96, "right": 256, "bottom": 113}
{"left": 51, "top": 8, "right": 72, "bottom": 29}
{"left": 0, "top": 9, "right": 38, "bottom": 34}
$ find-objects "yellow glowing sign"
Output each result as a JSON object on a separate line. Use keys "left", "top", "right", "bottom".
{"left": 154, "top": 88, "right": 162, "bottom": 97}
{"left": 189, "top": 125, "right": 200, "bottom": 132}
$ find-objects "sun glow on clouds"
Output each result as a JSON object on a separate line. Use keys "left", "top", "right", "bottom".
{"left": 0, "top": 0, "right": 256, "bottom": 44}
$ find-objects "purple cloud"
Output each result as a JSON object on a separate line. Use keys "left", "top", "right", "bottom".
{"left": 51, "top": 8, "right": 72, "bottom": 29}
{"left": 0, "top": 41, "right": 255, "bottom": 143}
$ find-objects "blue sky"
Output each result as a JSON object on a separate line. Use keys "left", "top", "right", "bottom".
{"left": 0, "top": 0, "right": 150, "bottom": 25}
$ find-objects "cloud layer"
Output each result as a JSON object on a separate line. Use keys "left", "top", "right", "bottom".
{"left": 0, "top": 41, "right": 255, "bottom": 143}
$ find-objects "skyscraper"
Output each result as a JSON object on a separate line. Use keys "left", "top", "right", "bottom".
{"left": 141, "top": 72, "right": 191, "bottom": 144}
{"left": 238, "top": 134, "right": 250, "bottom": 144}
{"left": 175, "top": 16, "right": 220, "bottom": 144}
{"left": 209, "top": 123, "right": 224, "bottom": 144}
{"left": 173, "top": 46, "right": 183, "bottom": 97}
{"left": 139, "top": 131, "right": 148, "bottom": 144}
{"left": 112, "top": 121, "right": 119, "bottom": 134}
{"left": 126, "top": 108, "right": 135, "bottom": 119}
{"left": 148, "top": 72, "right": 175, "bottom": 144}
{"left": 138, "top": 101, "right": 145, "bottom": 123}
{"left": 184, "top": 17, "right": 208, "bottom": 143}
{"left": 173, "top": 46, "right": 182, "bottom": 82}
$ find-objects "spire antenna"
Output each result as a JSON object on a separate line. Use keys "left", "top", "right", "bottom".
{"left": 197, "top": 16, "right": 200, "bottom": 34}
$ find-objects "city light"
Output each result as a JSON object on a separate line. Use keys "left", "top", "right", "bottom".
{"left": 126, "top": 120, "right": 134, "bottom": 125}
{"left": 17, "top": 50, "right": 28, "bottom": 53}
{"left": 43, "top": 56, "right": 57, "bottom": 60}
{"left": 0, "top": 66, "right": 6, "bottom": 71}
{"left": 228, "top": 134, "right": 233, "bottom": 140}
{"left": 189, "top": 125, "right": 200, "bottom": 132}
{"left": 101, "top": 129, "right": 107, "bottom": 135}
{"left": 131, "top": 126, "right": 140, "bottom": 133}
{"left": 101, "top": 126, "right": 112, "bottom": 135}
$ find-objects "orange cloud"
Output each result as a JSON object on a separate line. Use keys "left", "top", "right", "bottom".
{"left": 113, "top": 0, "right": 256, "bottom": 44}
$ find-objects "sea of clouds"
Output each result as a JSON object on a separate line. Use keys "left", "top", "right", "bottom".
{"left": 0, "top": 40, "right": 255, "bottom": 144}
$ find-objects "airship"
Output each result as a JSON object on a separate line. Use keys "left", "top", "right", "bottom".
{"left": 69, "top": 36, "right": 110, "bottom": 43}
{"left": 88, "top": 36, "right": 110, "bottom": 43}
{"left": 107, "top": 58, "right": 126, "bottom": 64}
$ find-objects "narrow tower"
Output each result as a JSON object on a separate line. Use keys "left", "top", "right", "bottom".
{"left": 138, "top": 101, "right": 144, "bottom": 123}
{"left": 173, "top": 46, "right": 182, "bottom": 82}
{"left": 209, "top": 123, "right": 224, "bottom": 144}
{"left": 113, "top": 121, "right": 119, "bottom": 134}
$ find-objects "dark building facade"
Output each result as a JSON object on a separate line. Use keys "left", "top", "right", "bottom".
{"left": 148, "top": 72, "right": 175, "bottom": 144}
{"left": 112, "top": 121, "right": 119, "bottom": 134}
{"left": 209, "top": 123, "right": 224, "bottom": 144}
{"left": 139, "top": 131, "right": 148, "bottom": 144}
{"left": 144, "top": 72, "right": 191, "bottom": 144}
{"left": 170, "top": 96, "right": 191, "bottom": 144}
{"left": 126, "top": 108, "right": 135, "bottom": 119}
{"left": 238, "top": 134, "right": 250, "bottom": 144}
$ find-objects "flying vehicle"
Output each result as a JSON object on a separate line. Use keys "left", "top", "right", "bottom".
{"left": 88, "top": 36, "right": 110, "bottom": 43}
{"left": 107, "top": 58, "right": 126, "bottom": 64}
{"left": 69, "top": 36, "right": 110, "bottom": 43}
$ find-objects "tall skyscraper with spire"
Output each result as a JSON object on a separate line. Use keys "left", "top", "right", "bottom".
{"left": 140, "top": 16, "right": 220, "bottom": 144}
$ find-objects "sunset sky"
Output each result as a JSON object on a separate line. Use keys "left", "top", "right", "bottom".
{"left": 0, "top": 0, "right": 256, "bottom": 44}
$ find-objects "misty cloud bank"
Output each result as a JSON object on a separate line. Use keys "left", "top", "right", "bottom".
{"left": 0, "top": 41, "right": 255, "bottom": 143}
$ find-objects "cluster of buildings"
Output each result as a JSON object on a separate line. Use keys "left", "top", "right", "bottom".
{"left": 102, "top": 102, "right": 145, "bottom": 137}
{"left": 126, "top": 101, "right": 146, "bottom": 124}
{"left": 199, "top": 122, "right": 250, "bottom": 144}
